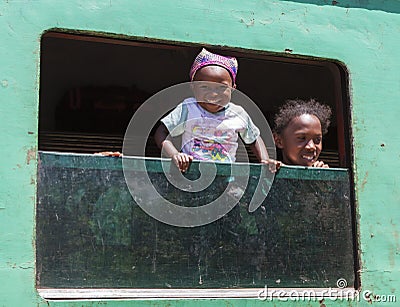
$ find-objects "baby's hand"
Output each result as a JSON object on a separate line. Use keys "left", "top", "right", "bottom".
{"left": 172, "top": 153, "right": 193, "bottom": 172}
{"left": 260, "top": 158, "right": 282, "bottom": 173}
{"left": 312, "top": 160, "right": 329, "bottom": 168}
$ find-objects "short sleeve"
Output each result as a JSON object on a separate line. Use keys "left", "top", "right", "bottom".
{"left": 160, "top": 102, "right": 186, "bottom": 137}
{"left": 236, "top": 108, "right": 260, "bottom": 144}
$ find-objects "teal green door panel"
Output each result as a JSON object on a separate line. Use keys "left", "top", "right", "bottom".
{"left": 1, "top": 0, "right": 399, "bottom": 306}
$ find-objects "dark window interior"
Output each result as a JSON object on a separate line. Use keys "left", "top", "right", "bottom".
{"left": 39, "top": 31, "right": 351, "bottom": 167}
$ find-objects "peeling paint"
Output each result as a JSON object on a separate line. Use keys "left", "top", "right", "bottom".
{"left": 360, "top": 171, "right": 368, "bottom": 191}
{"left": 231, "top": 10, "right": 255, "bottom": 27}
{"left": 6, "top": 262, "right": 17, "bottom": 269}
{"left": 240, "top": 17, "right": 255, "bottom": 27}
{"left": 19, "top": 263, "right": 35, "bottom": 269}
{"left": 389, "top": 246, "right": 396, "bottom": 268}
{"left": 26, "top": 147, "right": 36, "bottom": 165}
{"left": 259, "top": 18, "right": 274, "bottom": 25}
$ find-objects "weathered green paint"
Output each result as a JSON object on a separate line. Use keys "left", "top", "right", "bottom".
{"left": 36, "top": 152, "right": 354, "bottom": 290}
{"left": 0, "top": 0, "right": 399, "bottom": 306}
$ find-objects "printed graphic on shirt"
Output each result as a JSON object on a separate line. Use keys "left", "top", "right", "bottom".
{"left": 188, "top": 123, "right": 236, "bottom": 162}
{"left": 192, "top": 138, "right": 228, "bottom": 161}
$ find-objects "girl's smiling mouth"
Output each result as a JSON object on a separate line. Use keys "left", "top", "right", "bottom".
{"left": 301, "top": 153, "right": 317, "bottom": 162}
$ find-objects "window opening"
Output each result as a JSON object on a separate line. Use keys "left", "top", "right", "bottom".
{"left": 37, "top": 31, "right": 356, "bottom": 298}
{"left": 39, "top": 31, "right": 351, "bottom": 168}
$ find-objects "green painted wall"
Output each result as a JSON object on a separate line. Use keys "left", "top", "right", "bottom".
{"left": 0, "top": 0, "right": 399, "bottom": 306}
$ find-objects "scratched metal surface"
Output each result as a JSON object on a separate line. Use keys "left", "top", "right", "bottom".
{"left": 37, "top": 152, "right": 354, "bottom": 289}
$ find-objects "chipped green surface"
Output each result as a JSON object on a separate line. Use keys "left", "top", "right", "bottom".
{"left": 36, "top": 152, "right": 354, "bottom": 289}
{"left": 1, "top": 0, "right": 399, "bottom": 306}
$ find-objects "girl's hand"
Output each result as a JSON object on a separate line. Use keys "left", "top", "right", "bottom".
{"left": 260, "top": 158, "right": 282, "bottom": 173}
{"left": 312, "top": 160, "right": 329, "bottom": 168}
{"left": 172, "top": 153, "right": 193, "bottom": 172}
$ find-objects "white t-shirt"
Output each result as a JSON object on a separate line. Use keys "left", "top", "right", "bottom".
{"left": 161, "top": 98, "right": 260, "bottom": 162}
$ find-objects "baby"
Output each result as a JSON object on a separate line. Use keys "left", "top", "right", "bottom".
{"left": 155, "top": 48, "right": 276, "bottom": 172}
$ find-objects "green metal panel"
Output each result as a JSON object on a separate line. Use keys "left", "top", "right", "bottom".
{"left": 0, "top": 0, "right": 399, "bottom": 306}
{"left": 36, "top": 152, "right": 354, "bottom": 289}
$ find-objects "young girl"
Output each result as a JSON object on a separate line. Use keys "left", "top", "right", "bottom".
{"left": 273, "top": 99, "right": 332, "bottom": 168}
{"left": 155, "top": 48, "right": 276, "bottom": 172}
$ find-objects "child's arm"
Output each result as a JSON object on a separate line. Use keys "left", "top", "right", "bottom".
{"left": 249, "top": 136, "right": 269, "bottom": 162}
{"left": 154, "top": 123, "right": 193, "bottom": 172}
{"left": 249, "top": 136, "right": 281, "bottom": 172}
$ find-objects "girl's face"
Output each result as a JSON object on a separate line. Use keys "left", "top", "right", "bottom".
{"left": 274, "top": 114, "right": 323, "bottom": 166}
{"left": 192, "top": 65, "right": 235, "bottom": 113}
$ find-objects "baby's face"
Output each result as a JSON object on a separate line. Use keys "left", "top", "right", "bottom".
{"left": 275, "top": 114, "right": 323, "bottom": 166}
{"left": 192, "top": 65, "right": 234, "bottom": 113}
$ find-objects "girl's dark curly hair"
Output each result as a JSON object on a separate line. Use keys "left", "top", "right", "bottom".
{"left": 274, "top": 98, "right": 332, "bottom": 135}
